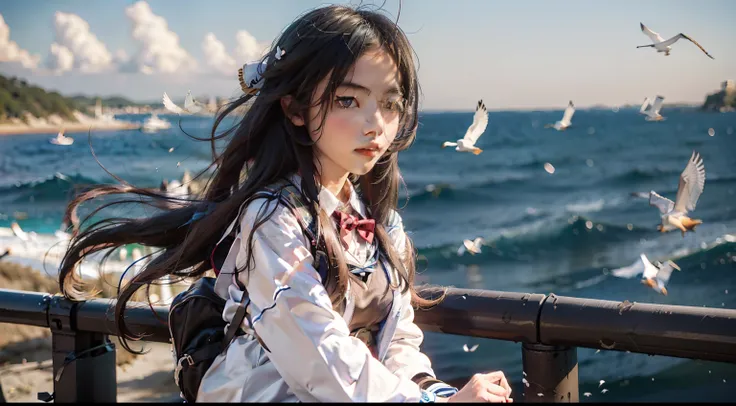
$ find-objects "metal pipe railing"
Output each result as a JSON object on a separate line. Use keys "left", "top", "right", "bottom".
{"left": 413, "top": 287, "right": 545, "bottom": 343}
{"left": 537, "top": 294, "right": 736, "bottom": 363}
{"left": 2, "top": 286, "right": 736, "bottom": 403}
{"left": 0, "top": 288, "right": 52, "bottom": 328}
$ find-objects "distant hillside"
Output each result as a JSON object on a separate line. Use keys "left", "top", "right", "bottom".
{"left": 0, "top": 75, "right": 79, "bottom": 123}
{"left": 69, "top": 95, "right": 154, "bottom": 108}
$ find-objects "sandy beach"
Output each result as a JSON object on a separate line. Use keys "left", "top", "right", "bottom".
{"left": 0, "top": 260, "right": 181, "bottom": 402}
{"left": 0, "top": 111, "right": 141, "bottom": 136}
{"left": 0, "top": 339, "right": 181, "bottom": 403}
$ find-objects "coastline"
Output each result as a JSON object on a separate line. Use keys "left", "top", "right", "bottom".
{"left": 0, "top": 110, "right": 142, "bottom": 136}
{"left": 0, "top": 121, "right": 141, "bottom": 136}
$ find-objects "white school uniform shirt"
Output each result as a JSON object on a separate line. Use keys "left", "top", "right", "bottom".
{"left": 196, "top": 175, "right": 456, "bottom": 402}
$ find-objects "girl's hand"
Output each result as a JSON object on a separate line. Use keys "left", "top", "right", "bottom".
{"left": 446, "top": 371, "right": 512, "bottom": 403}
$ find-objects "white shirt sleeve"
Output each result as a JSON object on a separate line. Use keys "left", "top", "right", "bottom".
{"left": 233, "top": 198, "right": 425, "bottom": 402}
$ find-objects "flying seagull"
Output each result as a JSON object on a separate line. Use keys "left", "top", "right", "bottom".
{"left": 545, "top": 101, "right": 575, "bottom": 131}
{"left": 162, "top": 90, "right": 204, "bottom": 115}
{"left": 611, "top": 253, "right": 680, "bottom": 295}
{"left": 649, "top": 151, "right": 705, "bottom": 236}
{"left": 641, "top": 256, "right": 680, "bottom": 296}
{"left": 442, "top": 100, "right": 488, "bottom": 155}
{"left": 639, "top": 96, "right": 666, "bottom": 121}
{"left": 457, "top": 237, "right": 485, "bottom": 256}
{"left": 637, "top": 23, "right": 714, "bottom": 59}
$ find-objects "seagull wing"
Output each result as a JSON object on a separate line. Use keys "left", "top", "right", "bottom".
{"left": 670, "top": 34, "right": 714, "bottom": 59}
{"left": 462, "top": 100, "right": 489, "bottom": 145}
{"left": 611, "top": 256, "right": 646, "bottom": 278}
{"left": 463, "top": 239, "right": 480, "bottom": 254}
{"left": 674, "top": 151, "right": 706, "bottom": 213}
{"left": 639, "top": 97, "right": 651, "bottom": 114}
{"left": 162, "top": 92, "right": 184, "bottom": 115}
{"left": 184, "top": 91, "right": 203, "bottom": 114}
{"left": 656, "top": 262, "right": 677, "bottom": 284}
{"left": 641, "top": 254, "right": 659, "bottom": 280}
{"left": 651, "top": 96, "right": 665, "bottom": 115}
{"left": 640, "top": 23, "right": 665, "bottom": 43}
{"left": 649, "top": 190, "right": 675, "bottom": 214}
{"left": 10, "top": 222, "right": 28, "bottom": 241}
{"left": 560, "top": 101, "right": 575, "bottom": 125}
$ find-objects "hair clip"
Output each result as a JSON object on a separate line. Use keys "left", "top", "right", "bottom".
{"left": 237, "top": 46, "right": 286, "bottom": 95}
{"left": 238, "top": 61, "right": 267, "bottom": 95}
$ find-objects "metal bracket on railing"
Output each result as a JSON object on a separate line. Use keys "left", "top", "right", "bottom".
{"left": 45, "top": 295, "right": 118, "bottom": 403}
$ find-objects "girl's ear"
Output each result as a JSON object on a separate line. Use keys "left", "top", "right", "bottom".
{"left": 281, "top": 96, "right": 305, "bottom": 126}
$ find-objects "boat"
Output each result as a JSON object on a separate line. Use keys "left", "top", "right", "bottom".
{"left": 141, "top": 113, "right": 172, "bottom": 133}
{"left": 49, "top": 129, "right": 74, "bottom": 146}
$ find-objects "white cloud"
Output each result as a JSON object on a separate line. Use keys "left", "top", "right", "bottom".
{"left": 47, "top": 11, "right": 113, "bottom": 74}
{"left": 48, "top": 43, "right": 74, "bottom": 74}
{"left": 234, "top": 30, "right": 269, "bottom": 64}
{"left": 202, "top": 33, "right": 236, "bottom": 76}
{"left": 124, "top": 1, "right": 196, "bottom": 75}
{"left": 202, "top": 29, "right": 269, "bottom": 77}
{"left": 0, "top": 14, "right": 41, "bottom": 69}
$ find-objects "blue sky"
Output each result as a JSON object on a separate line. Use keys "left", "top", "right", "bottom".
{"left": 1, "top": 0, "right": 734, "bottom": 110}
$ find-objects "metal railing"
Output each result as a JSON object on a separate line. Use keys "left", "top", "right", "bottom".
{"left": 1, "top": 286, "right": 735, "bottom": 403}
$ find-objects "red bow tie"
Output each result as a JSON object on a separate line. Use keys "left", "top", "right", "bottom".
{"left": 333, "top": 211, "right": 375, "bottom": 248}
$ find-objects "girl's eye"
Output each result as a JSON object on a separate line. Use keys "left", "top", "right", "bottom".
{"left": 383, "top": 99, "right": 405, "bottom": 113}
{"left": 335, "top": 97, "right": 356, "bottom": 109}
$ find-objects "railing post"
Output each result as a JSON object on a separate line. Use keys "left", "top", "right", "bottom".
{"left": 46, "top": 296, "right": 117, "bottom": 403}
{"left": 521, "top": 343, "right": 578, "bottom": 403}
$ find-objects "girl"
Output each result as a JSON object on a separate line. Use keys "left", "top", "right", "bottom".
{"left": 58, "top": 4, "right": 512, "bottom": 403}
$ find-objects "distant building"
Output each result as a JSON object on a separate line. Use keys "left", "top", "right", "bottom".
{"left": 722, "top": 80, "right": 735, "bottom": 92}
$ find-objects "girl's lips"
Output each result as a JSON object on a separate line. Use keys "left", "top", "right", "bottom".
{"left": 354, "top": 148, "right": 379, "bottom": 158}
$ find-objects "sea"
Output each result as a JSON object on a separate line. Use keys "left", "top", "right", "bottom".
{"left": 0, "top": 107, "right": 735, "bottom": 401}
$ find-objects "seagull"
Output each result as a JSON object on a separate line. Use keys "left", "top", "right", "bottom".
{"left": 463, "top": 344, "right": 479, "bottom": 352}
{"left": 637, "top": 23, "right": 714, "bottom": 59}
{"left": 639, "top": 96, "right": 666, "bottom": 121}
{"left": 50, "top": 129, "right": 73, "bottom": 146}
{"left": 611, "top": 253, "right": 680, "bottom": 296}
{"left": 649, "top": 151, "right": 705, "bottom": 236}
{"left": 457, "top": 237, "right": 485, "bottom": 256}
{"left": 544, "top": 101, "right": 575, "bottom": 131}
{"left": 10, "top": 221, "right": 29, "bottom": 242}
{"left": 641, "top": 256, "right": 680, "bottom": 296}
{"left": 441, "top": 100, "right": 488, "bottom": 155}
{"left": 162, "top": 90, "right": 204, "bottom": 115}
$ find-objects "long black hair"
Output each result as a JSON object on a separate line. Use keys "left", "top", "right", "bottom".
{"left": 58, "top": 4, "right": 444, "bottom": 353}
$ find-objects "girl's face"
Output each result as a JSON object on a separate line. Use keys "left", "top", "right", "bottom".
{"left": 296, "top": 48, "right": 405, "bottom": 182}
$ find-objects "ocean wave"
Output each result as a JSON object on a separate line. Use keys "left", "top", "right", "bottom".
{"left": 0, "top": 173, "right": 102, "bottom": 202}
{"left": 565, "top": 198, "right": 606, "bottom": 213}
{"left": 407, "top": 173, "right": 537, "bottom": 202}
{"left": 607, "top": 167, "right": 736, "bottom": 188}
{"left": 416, "top": 216, "right": 652, "bottom": 266}
{"left": 607, "top": 168, "right": 675, "bottom": 184}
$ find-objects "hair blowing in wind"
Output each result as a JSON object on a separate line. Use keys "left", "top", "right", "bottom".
{"left": 57, "top": 4, "right": 445, "bottom": 353}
